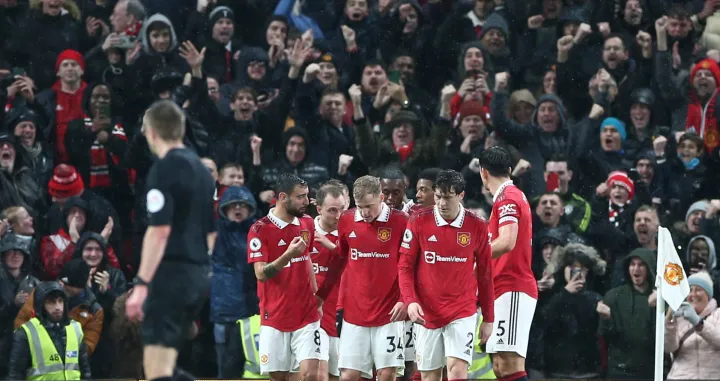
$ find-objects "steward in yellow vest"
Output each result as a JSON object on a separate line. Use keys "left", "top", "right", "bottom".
{"left": 237, "top": 315, "right": 263, "bottom": 379}
{"left": 8, "top": 281, "right": 91, "bottom": 380}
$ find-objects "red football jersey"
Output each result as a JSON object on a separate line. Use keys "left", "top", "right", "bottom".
{"left": 247, "top": 210, "right": 320, "bottom": 331}
{"left": 316, "top": 203, "right": 408, "bottom": 327}
{"left": 311, "top": 217, "right": 340, "bottom": 337}
{"left": 399, "top": 206, "right": 494, "bottom": 328}
{"left": 488, "top": 181, "right": 538, "bottom": 299}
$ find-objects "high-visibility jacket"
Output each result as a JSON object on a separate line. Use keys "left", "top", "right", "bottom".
{"left": 468, "top": 315, "right": 495, "bottom": 380}
{"left": 22, "top": 318, "right": 83, "bottom": 381}
{"left": 238, "top": 315, "right": 263, "bottom": 379}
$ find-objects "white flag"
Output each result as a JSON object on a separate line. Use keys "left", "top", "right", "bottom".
{"left": 657, "top": 227, "right": 690, "bottom": 311}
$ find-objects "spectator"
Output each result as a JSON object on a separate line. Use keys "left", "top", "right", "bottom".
{"left": 15, "top": 258, "right": 104, "bottom": 356}
{"left": 0, "top": 134, "right": 46, "bottom": 217}
{"left": 598, "top": 248, "right": 657, "bottom": 379}
{"left": 6, "top": 107, "right": 54, "bottom": 189}
{"left": 211, "top": 186, "right": 258, "bottom": 378}
{"left": 665, "top": 272, "right": 720, "bottom": 380}
{"left": 7, "top": 281, "right": 92, "bottom": 379}
{"left": 0, "top": 234, "right": 40, "bottom": 377}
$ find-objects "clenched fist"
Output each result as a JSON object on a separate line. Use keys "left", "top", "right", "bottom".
{"left": 494, "top": 72, "right": 509, "bottom": 91}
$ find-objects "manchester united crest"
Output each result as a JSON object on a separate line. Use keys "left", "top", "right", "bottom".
{"left": 378, "top": 227, "right": 392, "bottom": 242}
{"left": 664, "top": 262, "right": 684, "bottom": 286}
{"left": 457, "top": 232, "right": 471, "bottom": 247}
{"left": 300, "top": 230, "right": 310, "bottom": 244}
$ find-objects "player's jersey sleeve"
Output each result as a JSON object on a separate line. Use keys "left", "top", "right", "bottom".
{"left": 247, "top": 225, "right": 269, "bottom": 264}
{"left": 474, "top": 220, "right": 494, "bottom": 322}
{"left": 145, "top": 156, "right": 178, "bottom": 226}
{"left": 495, "top": 196, "right": 520, "bottom": 228}
{"left": 399, "top": 217, "right": 421, "bottom": 305}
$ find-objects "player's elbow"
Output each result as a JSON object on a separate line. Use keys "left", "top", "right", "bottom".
{"left": 253, "top": 263, "right": 268, "bottom": 282}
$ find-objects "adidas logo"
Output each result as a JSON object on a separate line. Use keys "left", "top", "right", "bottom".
{"left": 464, "top": 349, "right": 471, "bottom": 355}
{"left": 278, "top": 239, "right": 287, "bottom": 246}
{"left": 396, "top": 354, "right": 404, "bottom": 360}
{"left": 349, "top": 231, "right": 357, "bottom": 238}
{"left": 315, "top": 348, "right": 320, "bottom": 353}
{"left": 428, "top": 235, "right": 437, "bottom": 242}
{"left": 312, "top": 247, "right": 319, "bottom": 253}
{"left": 497, "top": 338, "right": 504, "bottom": 345}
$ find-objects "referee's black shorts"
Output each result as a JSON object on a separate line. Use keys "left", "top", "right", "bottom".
{"left": 142, "top": 261, "right": 210, "bottom": 350}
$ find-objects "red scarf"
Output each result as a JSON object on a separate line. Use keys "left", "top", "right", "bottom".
{"left": 394, "top": 141, "right": 415, "bottom": 163}
{"left": 53, "top": 81, "right": 87, "bottom": 163}
{"left": 82, "top": 118, "right": 127, "bottom": 189}
{"left": 686, "top": 89, "right": 720, "bottom": 153}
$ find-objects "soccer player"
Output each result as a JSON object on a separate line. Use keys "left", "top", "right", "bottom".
{"left": 125, "top": 100, "right": 216, "bottom": 381}
{"left": 380, "top": 167, "right": 408, "bottom": 211}
{"left": 477, "top": 147, "right": 537, "bottom": 381}
{"left": 316, "top": 176, "right": 409, "bottom": 381}
{"left": 247, "top": 174, "right": 321, "bottom": 381}
{"left": 311, "top": 183, "right": 348, "bottom": 381}
{"left": 403, "top": 168, "right": 441, "bottom": 215}
{"left": 399, "top": 169, "right": 495, "bottom": 381}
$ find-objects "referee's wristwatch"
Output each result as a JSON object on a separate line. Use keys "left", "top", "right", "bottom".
{"left": 133, "top": 276, "right": 150, "bottom": 287}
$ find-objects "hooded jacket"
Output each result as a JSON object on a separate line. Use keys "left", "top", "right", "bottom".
{"left": 536, "top": 243, "right": 605, "bottom": 376}
{"left": 15, "top": 277, "right": 105, "bottom": 356}
{"left": 8, "top": 281, "right": 92, "bottom": 379}
{"left": 599, "top": 248, "right": 657, "bottom": 378}
{"left": 40, "top": 196, "right": 121, "bottom": 281}
{"left": 0, "top": 135, "right": 47, "bottom": 218}
{"left": 261, "top": 128, "right": 331, "bottom": 193}
{"left": 72, "top": 232, "right": 126, "bottom": 377}
{"left": 686, "top": 235, "right": 720, "bottom": 298}
{"left": 211, "top": 186, "right": 259, "bottom": 323}
{"left": 0, "top": 234, "right": 40, "bottom": 372}
{"left": 490, "top": 91, "right": 576, "bottom": 197}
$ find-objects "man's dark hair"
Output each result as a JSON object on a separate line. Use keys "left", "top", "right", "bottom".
{"left": 678, "top": 132, "right": 704, "bottom": 152}
{"left": 538, "top": 192, "right": 563, "bottom": 204}
{"left": 126, "top": 0, "right": 147, "bottom": 21}
{"left": 378, "top": 166, "right": 405, "bottom": 181}
{"left": 546, "top": 152, "right": 568, "bottom": 164}
{"left": 220, "top": 162, "right": 244, "bottom": 174}
{"left": 321, "top": 86, "right": 345, "bottom": 100}
{"left": 275, "top": 174, "right": 307, "bottom": 197}
{"left": 232, "top": 86, "right": 258, "bottom": 102}
{"left": 363, "top": 59, "right": 387, "bottom": 73}
{"left": 668, "top": 4, "right": 691, "bottom": 19}
{"left": 477, "top": 146, "right": 514, "bottom": 177}
{"left": 434, "top": 170, "right": 466, "bottom": 194}
{"left": 604, "top": 33, "right": 628, "bottom": 50}
{"left": 418, "top": 168, "right": 441, "bottom": 183}
{"left": 316, "top": 184, "right": 344, "bottom": 206}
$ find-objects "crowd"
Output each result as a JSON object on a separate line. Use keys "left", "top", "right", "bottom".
{"left": 1, "top": 0, "right": 720, "bottom": 379}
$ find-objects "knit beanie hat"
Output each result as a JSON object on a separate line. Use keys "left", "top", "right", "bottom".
{"left": 601, "top": 117, "right": 627, "bottom": 141}
{"left": 59, "top": 258, "right": 90, "bottom": 289}
{"left": 458, "top": 101, "right": 486, "bottom": 124}
{"left": 48, "top": 164, "right": 84, "bottom": 199}
{"left": 691, "top": 59, "right": 720, "bottom": 84}
{"left": 55, "top": 49, "right": 86, "bottom": 73}
{"left": 480, "top": 12, "right": 509, "bottom": 39}
{"left": 606, "top": 171, "right": 635, "bottom": 200}
{"left": 688, "top": 271, "right": 714, "bottom": 298}
{"left": 686, "top": 200, "right": 709, "bottom": 222}
{"left": 209, "top": 6, "right": 234, "bottom": 26}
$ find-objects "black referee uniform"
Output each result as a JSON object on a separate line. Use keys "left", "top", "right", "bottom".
{"left": 141, "top": 147, "right": 215, "bottom": 350}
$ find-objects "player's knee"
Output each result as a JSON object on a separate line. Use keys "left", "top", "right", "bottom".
{"left": 340, "top": 370, "right": 358, "bottom": 381}
{"left": 302, "top": 369, "right": 319, "bottom": 381}
{"left": 446, "top": 360, "right": 468, "bottom": 380}
{"left": 375, "top": 367, "right": 396, "bottom": 381}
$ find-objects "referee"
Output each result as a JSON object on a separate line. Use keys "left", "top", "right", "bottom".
{"left": 126, "top": 100, "right": 215, "bottom": 381}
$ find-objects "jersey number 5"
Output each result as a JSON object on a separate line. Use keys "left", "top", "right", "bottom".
{"left": 496, "top": 320, "right": 506, "bottom": 337}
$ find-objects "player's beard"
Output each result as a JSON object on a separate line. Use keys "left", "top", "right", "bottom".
{"left": 286, "top": 199, "right": 306, "bottom": 217}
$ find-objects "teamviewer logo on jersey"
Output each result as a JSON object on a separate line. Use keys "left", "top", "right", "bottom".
{"left": 351, "top": 248, "right": 358, "bottom": 260}
{"left": 424, "top": 251, "right": 436, "bottom": 264}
